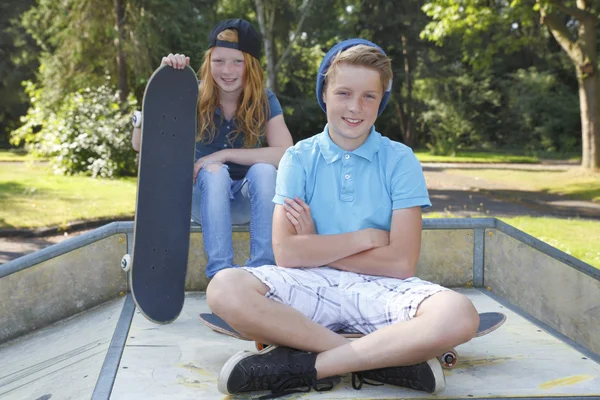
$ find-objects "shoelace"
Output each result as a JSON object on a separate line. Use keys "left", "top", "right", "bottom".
{"left": 245, "top": 364, "right": 284, "bottom": 391}
{"left": 351, "top": 372, "right": 384, "bottom": 390}
{"left": 353, "top": 369, "right": 425, "bottom": 391}
{"left": 257, "top": 368, "right": 336, "bottom": 399}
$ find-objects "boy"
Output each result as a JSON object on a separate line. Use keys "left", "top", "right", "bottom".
{"left": 206, "top": 39, "right": 480, "bottom": 398}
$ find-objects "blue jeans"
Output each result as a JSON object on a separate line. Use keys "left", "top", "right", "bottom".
{"left": 191, "top": 163, "right": 277, "bottom": 278}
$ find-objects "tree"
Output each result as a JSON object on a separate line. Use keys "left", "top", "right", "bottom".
{"left": 536, "top": 0, "right": 599, "bottom": 169}
{"left": 22, "top": 0, "right": 124, "bottom": 106}
{"left": 422, "top": 0, "right": 600, "bottom": 169}
{"left": 252, "top": 0, "right": 315, "bottom": 93}
{"left": 21, "top": 0, "right": 214, "bottom": 107}
{"left": 12, "top": 0, "right": 216, "bottom": 176}
{"left": 0, "top": 0, "right": 38, "bottom": 147}
{"left": 352, "top": 0, "right": 434, "bottom": 147}
{"left": 114, "top": 0, "right": 128, "bottom": 103}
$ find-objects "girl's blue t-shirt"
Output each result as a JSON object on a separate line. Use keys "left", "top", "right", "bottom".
{"left": 195, "top": 89, "right": 283, "bottom": 180}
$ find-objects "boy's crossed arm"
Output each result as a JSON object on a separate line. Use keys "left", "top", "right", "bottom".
{"left": 328, "top": 207, "right": 422, "bottom": 279}
{"left": 272, "top": 198, "right": 422, "bottom": 280}
{"left": 272, "top": 203, "right": 387, "bottom": 269}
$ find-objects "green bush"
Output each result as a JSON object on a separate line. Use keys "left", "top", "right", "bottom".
{"left": 421, "top": 100, "right": 474, "bottom": 156}
{"left": 11, "top": 80, "right": 137, "bottom": 178}
{"left": 501, "top": 67, "right": 580, "bottom": 153}
{"left": 416, "top": 74, "right": 502, "bottom": 155}
{"left": 414, "top": 67, "right": 580, "bottom": 156}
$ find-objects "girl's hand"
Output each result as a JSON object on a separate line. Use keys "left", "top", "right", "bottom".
{"left": 284, "top": 197, "right": 316, "bottom": 235}
{"left": 193, "top": 151, "right": 228, "bottom": 183}
{"left": 161, "top": 53, "right": 190, "bottom": 69}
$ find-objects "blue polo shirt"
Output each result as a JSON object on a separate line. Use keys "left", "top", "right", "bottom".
{"left": 195, "top": 89, "right": 283, "bottom": 180}
{"left": 273, "top": 125, "right": 431, "bottom": 235}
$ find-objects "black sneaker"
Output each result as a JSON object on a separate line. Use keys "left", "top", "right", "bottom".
{"left": 352, "top": 358, "right": 445, "bottom": 394}
{"left": 218, "top": 345, "right": 338, "bottom": 398}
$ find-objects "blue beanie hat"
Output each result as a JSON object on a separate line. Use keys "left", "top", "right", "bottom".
{"left": 316, "top": 38, "right": 392, "bottom": 117}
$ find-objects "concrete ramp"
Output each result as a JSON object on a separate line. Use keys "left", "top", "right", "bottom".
{"left": 0, "top": 298, "right": 124, "bottom": 399}
{"left": 109, "top": 290, "right": 600, "bottom": 399}
{"left": 3, "top": 290, "right": 598, "bottom": 399}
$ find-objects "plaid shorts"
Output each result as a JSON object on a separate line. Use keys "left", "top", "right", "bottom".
{"left": 242, "top": 265, "right": 448, "bottom": 334}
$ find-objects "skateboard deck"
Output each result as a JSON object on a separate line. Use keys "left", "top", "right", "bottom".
{"left": 129, "top": 64, "right": 198, "bottom": 324}
{"left": 198, "top": 311, "right": 506, "bottom": 368}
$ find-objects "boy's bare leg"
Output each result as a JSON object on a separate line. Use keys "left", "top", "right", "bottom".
{"left": 314, "top": 290, "right": 479, "bottom": 378}
{"left": 208, "top": 268, "right": 479, "bottom": 378}
{"left": 207, "top": 268, "right": 349, "bottom": 352}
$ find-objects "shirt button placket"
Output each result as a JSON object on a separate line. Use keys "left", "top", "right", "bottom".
{"left": 341, "top": 153, "right": 354, "bottom": 201}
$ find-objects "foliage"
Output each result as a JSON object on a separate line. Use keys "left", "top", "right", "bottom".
{"left": 500, "top": 67, "right": 580, "bottom": 152}
{"left": 0, "top": 0, "right": 589, "bottom": 171}
{"left": 0, "top": 0, "right": 38, "bottom": 147}
{"left": 421, "top": 0, "right": 540, "bottom": 71}
{"left": 12, "top": 80, "right": 138, "bottom": 178}
{"left": 20, "top": 0, "right": 214, "bottom": 106}
{"left": 416, "top": 72, "right": 502, "bottom": 155}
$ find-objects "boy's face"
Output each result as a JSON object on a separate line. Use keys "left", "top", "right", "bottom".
{"left": 210, "top": 46, "right": 245, "bottom": 95}
{"left": 322, "top": 63, "right": 383, "bottom": 150}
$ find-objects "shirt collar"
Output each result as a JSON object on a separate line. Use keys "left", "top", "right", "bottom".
{"left": 317, "top": 124, "right": 382, "bottom": 164}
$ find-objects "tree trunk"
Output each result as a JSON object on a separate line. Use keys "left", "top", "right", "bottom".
{"left": 254, "top": 0, "right": 313, "bottom": 94}
{"left": 540, "top": 0, "right": 600, "bottom": 169}
{"left": 254, "top": 0, "right": 277, "bottom": 93}
{"left": 577, "top": 72, "right": 600, "bottom": 169}
{"left": 114, "top": 0, "right": 128, "bottom": 104}
{"left": 394, "top": 102, "right": 407, "bottom": 143}
{"left": 574, "top": 0, "right": 600, "bottom": 169}
{"left": 401, "top": 34, "right": 416, "bottom": 148}
{"left": 266, "top": 7, "right": 278, "bottom": 93}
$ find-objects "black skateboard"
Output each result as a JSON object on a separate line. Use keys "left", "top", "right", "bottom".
{"left": 126, "top": 64, "right": 198, "bottom": 324}
{"left": 198, "top": 311, "right": 507, "bottom": 368}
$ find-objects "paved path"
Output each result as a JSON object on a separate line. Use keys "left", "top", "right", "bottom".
{"left": 422, "top": 164, "right": 600, "bottom": 219}
{"left": 0, "top": 230, "right": 93, "bottom": 265}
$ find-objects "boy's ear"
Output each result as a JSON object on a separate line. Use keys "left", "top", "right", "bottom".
{"left": 322, "top": 90, "right": 326, "bottom": 104}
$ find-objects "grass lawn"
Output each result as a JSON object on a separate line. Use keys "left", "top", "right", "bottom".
{"left": 447, "top": 168, "right": 600, "bottom": 202}
{"left": 0, "top": 163, "right": 136, "bottom": 229}
{"left": 0, "top": 149, "right": 47, "bottom": 162}
{"left": 414, "top": 150, "right": 580, "bottom": 164}
{"left": 424, "top": 213, "right": 600, "bottom": 269}
{"left": 4, "top": 148, "right": 577, "bottom": 164}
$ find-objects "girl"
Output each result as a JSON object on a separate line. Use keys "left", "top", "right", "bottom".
{"left": 132, "top": 19, "right": 293, "bottom": 278}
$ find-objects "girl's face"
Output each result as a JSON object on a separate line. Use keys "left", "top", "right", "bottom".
{"left": 210, "top": 46, "right": 245, "bottom": 95}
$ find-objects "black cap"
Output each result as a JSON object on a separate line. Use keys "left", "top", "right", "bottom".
{"left": 208, "top": 19, "right": 262, "bottom": 59}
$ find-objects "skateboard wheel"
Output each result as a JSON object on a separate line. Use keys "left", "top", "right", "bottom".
{"left": 121, "top": 254, "right": 131, "bottom": 272}
{"left": 439, "top": 350, "right": 457, "bottom": 369}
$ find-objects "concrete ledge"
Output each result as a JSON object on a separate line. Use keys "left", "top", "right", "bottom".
{"left": 494, "top": 219, "right": 599, "bottom": 280}
{"left": 0, "top": 234, "right": 128, "bottom": 344}
{"left": 484, "top": 228, "right": 600, "bottom": 356}
{"left": 0, "top": 222, "right": 131, "bottom": 278}
{"left": 418, "top": 229, "right": 474, "bottom": 287}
